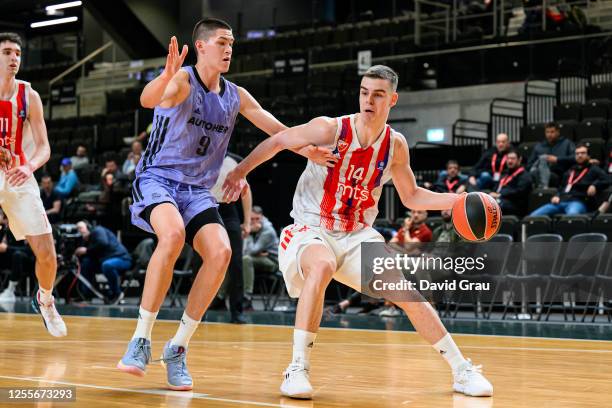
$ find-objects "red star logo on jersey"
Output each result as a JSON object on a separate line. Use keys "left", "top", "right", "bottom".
{"left": 337, "top": 140, "right": 349, "bottom": 153}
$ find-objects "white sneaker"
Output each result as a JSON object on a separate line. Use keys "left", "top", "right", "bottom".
{"left": 0, "top": 288, "right": 15, "bottom": 303}
{"left": 280, "top": 362, "right": 313, "bottom": 399}
{"left": 453, "top": 359, "right": 493, "bottom": 397}
{"left": 379, "top": 306, "right": 402, "bottom": 317}
{"left": 31, "top": 295, "right": 67, "bottom": 337}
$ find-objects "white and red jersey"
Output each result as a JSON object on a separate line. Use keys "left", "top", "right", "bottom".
{"left": 0, "top": 80, "right": 31, "bottom": 168}
{"left": 290, "top": 114, "right": 396, "bottom": 232}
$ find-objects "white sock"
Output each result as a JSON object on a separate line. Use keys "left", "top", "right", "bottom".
{"left": 433, "top": 333, "right": 467, "bottom": 372}
{"left": 292, "top": 329, "right": 317, "bottom": 366}
{"left": 37, "top": 287, "right": 53, "bottom": 306}
{"left": 132, "top": 307, "right": 158, "bottom": 341}
{"left": 171, "top": 312, "right": 199, "bottom": 348}
{"left": 7, "top": 281, "right": 17, "bottom": 292}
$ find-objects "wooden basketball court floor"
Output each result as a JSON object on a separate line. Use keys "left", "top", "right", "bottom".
{"left": 0, "top": 313, "right": 611, "bottom": 407}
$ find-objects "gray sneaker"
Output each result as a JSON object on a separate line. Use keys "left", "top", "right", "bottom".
{"left": 117, "top": 338, "right": 151, "bottom": 377}
{"left": 160, "top": 340, "right": 193, "bottom": 391}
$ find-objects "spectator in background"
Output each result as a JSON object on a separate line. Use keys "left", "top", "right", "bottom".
{"left": 432, "top": 160, "right": 468, "bottom": 193}
{"left": 99, "top": 161, "right": 130, "bottom": 232}
{"left": 431, "top": 209, "right": 462, "bottom": 243}
{"left": 70, "top": 145, "right": 89, "bottom": 170}
{"left": 528, "top": 122, "right": 576, "bottom": 188}
{"left": 390, "top": 210, "right": 432, "bottom": 245}
{"left": 531, "top": 143, "right": 609, "bottom": 216}
{"left": 40, "top": 175, "right": 61, "bottom": 224}
{"left": 102, "top": 158, "right": 125, "bottom": 179}
{"left": 54, "top": 158, "right": 79, "bottom": 198}
{"left": 468, "top": 133, "right": 511, "bottom": 190}
{"left": 75, "top": 221, "right": 133, "bottom": 304}
{"left": 242, "top": 206, "right": 279, "bottom": 307}
{"left": 122, "top": 141, "right": 143, "bottom": 177}
{"left": 490, "top": 149, "right": 532, "bottom": 216}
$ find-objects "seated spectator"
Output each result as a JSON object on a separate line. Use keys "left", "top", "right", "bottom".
{"left": 242, "top": 206, "right": 279, "bottom": 304}
{"left": 390, "top": 210, "right": 432, "bottom": 245}
{"left": 531, "top": 143, "right": 609, "bottom": 216}
{"left": 40, "top": 175, "right": 61, "bottom": 224}
{"left": 54, "top": 158, "right": 79, "bottom": 198}
{"left": 431, "top": 209, "right": 461, "bottom": 243}
{"left": 122, "top": 141, "right": 143, "bottom": 177}
{"left": 75, "top": 221, "right": 133, "bottom": 304}
{"left": 490, "top": 149, "right": 532, "bottom": 216}
{"left": 102, "top": 158, "right": 126, "bottom": 179}
{"left": 528, "top": 122, "right": 576, "bottom": 188}
{"left": 70, "top": 145, "right": 90, "bottom": 170}
{"left": 432, "top": 160, "right": 468, "bottom": 193}
{"left": 99, "top": 168, "right": 130, "bottom": 232}
{"left": 468, "top": 133, "right": 511, "bottom": 190}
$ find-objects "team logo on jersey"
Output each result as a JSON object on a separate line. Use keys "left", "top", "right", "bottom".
{"left": 337, "top": 140, "right": 349, "bottom": 153}
{"left": 336, "top": 182, "right": 370, "bottom": 202}
{"left": 377, "top": 160, "right": 386, "bottom": 171}
{"left": 195, "top": 92, "right": 204, "bottom": 107}
{"left": 18, "top": 110, "right": 25, "bottom": 119}
{"left": 187, "top": 117, "right": 229, "bottom": 133}
{"left": 0, "top": 135, "right": 16, "bottom": 148}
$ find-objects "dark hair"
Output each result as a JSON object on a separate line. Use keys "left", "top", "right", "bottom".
{"left": 41, "top": 174, "right": 52, "bottom": 180}
{"left": 192, "top": 18, "right": 232, "bottom": 46}
{"left": 0, "top": 32, "right": 22, "bottom": 47}
{"left": 544, "top": 121, "right": 559, "bottom": 130}
{"left": 252, "top": 205, "right": 263, "bottom": 215}
{"left": 506, "top": 148, "right": 521, "bottom": 158}
{"left": 575, "top": 142, "right": 589, "bottom": 153}
{"left": 363, "top": 65, "right": 398, "bottom": 91}
{"left": 446, "top": 160, "right": 459, "bottom": 168}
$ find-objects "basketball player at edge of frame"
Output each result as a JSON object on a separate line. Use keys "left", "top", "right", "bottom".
{"left": 117, "top": 18, "right": 336, "bottom": 390}
{"left": 224, "top": 65, "right": 494, "bottom": 398}
{"left": 0, "top": 33, "right": 66, "bottom": 337}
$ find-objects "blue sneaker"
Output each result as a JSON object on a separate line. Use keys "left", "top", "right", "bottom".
{"left": 117, "top": 338, "right": 151, "bottom": 377}
{"left": 160, "top": 340, "right": 193, "bottom": 391}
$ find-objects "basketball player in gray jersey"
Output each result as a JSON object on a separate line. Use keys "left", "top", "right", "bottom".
{"left": 118, "top": 18, "right": 336, "bottom": 390}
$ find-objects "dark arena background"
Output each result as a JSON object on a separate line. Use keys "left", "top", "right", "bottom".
{"left": 0, "top": 0, "right": 611, "bottom": 407}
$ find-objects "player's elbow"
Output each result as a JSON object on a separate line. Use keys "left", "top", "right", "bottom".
{"left": 140, "top": 96, "right": 155, "bottom": 109}
{"left": 400, "top": 188, "right": 429, "bottom": 210}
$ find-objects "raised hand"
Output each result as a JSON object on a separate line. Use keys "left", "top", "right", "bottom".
{"left": 163, "top": 36, "right": 188, "bottom": 79}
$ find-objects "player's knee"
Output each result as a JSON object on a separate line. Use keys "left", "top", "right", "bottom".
{"left": 156, "top": 229, "right": 185, "bottom": 255}
{"left": 212, "top": 244, "right": 232, "bottom": 266}
{"left": 305, "top": 258, "right": 336, "bottom": 285}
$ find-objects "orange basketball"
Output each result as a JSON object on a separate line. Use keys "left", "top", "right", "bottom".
{"left": 452, "top": 192, "right": 502, "bottom": 242}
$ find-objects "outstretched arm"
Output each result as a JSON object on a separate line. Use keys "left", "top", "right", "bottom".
{"left": 391, "top": 134, "right": 459, "bottom": 210}
{"left": 238, "top": 87, "right": 337, "bottom": 166}
{"left": 223, "top": 116, "right": 337, "bottom": 202}
{"left": 140, "top": 36, "right": 189, "bottom": 109}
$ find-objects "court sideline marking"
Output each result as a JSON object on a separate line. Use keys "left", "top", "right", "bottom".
{"left": 0, "top": 339, "right": 610, "bottom": 353}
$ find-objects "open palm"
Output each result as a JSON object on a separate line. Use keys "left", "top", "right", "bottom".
{"left": 164, "top": 36, "right": 188, "bottom": 78}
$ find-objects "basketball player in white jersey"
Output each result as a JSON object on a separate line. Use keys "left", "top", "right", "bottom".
{"left": 0, "top": 33, "right": 66, "bottom": 337}
{"left": 224, "top": 65, "right": 493, "bottom": 398}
